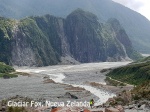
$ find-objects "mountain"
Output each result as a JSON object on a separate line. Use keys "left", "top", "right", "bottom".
{"left": 0, "top": 0, "right": 150, "bottom": 53}
{"left": 65, "top": 9, "right": 141, "bottom": 62}
{"left": 0, "top": 9, "right": 141, "bottom": 66}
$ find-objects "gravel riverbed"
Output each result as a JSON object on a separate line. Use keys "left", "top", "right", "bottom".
{"left": 0, "top": 62, "right": 130, "bottom": 105}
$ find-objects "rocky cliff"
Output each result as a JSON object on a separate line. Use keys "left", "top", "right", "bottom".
{"left": 0, "top": 9, "right": 141, "bottom": 66}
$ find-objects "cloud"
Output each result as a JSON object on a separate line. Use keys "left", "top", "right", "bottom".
{"left": 138, "top": 0, "right": 150, "bottom": 20}
{"left": 112, "top": 0, "right": 150, "bottom": 20}
{"left": 112, "top": 0, "right": 144, "bottom": 10}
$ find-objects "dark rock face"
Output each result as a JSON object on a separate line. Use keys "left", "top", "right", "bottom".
{"left": 65, "top": 9, "right": 140, "bottom": 62}
{"left": 0, "top": 9, "right": 141, "bottom": 66}
{"left": 107, "top": 18, "right": 132, "bottom": 48}
{"left": 11, "top": 23, "right": 37, "bottom": 66}
{"left": 65, "top": 9, "right": 106, "bottom": 62}
{"left": 0, "top": 28, "right": 12, "bottom": 65}
{"left": 107, "top": 18, "right": 141, "bottom": 60}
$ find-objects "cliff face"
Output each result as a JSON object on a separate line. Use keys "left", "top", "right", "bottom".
{"left": 106, "top": 18, "right": 141, "bottom": 60}
{"left": 0, "top": 9, "right": 141, "bottom": 66}
{"left": 65, "top": 9, "right": 127, "bottom": 62}
{"left": 65, "top": 10, "right": 105, "bottom": 62}
{"left": 0, "top": 17, "right": 60, "bottom": 66}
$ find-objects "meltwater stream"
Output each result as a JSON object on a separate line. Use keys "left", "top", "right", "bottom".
{"left": 47, "top": 73, "right": 115, "bottom": 105}
{"left": 17, "top": 62, "right": 129, "bottom": 105}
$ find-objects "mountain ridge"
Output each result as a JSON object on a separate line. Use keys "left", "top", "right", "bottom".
{"left": 0, "top": 0, "right": 150, "bottom": 53}
{"left": 0, "top": 9, "right": 141, "bottom": 66}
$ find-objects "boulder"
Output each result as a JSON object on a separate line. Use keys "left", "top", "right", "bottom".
{"left": 51, "top": 107, "right": 61, "bottom": 112}
{"left": 3, "top": 75, "right": 10, "bottom": 79}
{"left": 105, "top": 107, "right": 119, "bottom": 112}
{"left": 116, "top": 105, "right": 125, "bottom": 112}
{"left": 128, "top": 104, "right": 135, "bottom": 109}
{"left": 57, "top": 92, "right": 78, "bottom": 99}
{"left": 1, "top": 106, "right": 6, "bottom": 111}
{"left": 83, "top": 109, "right": 91, "bottom": 112}
{"left": 43, "top": 79, "right": 55, "bottom": 83}
{"left": 65, "top": 92, "right": 78, "bottom": 99}
{"left": 108, "top": 98, "right": 115, "bottom": 103}
{"left": 43, "top": 76, "right": 49, "bottom": 79}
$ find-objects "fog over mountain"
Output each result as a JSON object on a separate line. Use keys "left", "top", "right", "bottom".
{"left": 0, "top": 0, "right": 150, "bottom": 53}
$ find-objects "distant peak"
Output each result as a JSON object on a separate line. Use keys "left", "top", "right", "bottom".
{"left": 107, "top": 18, "right": 122, "bottom": 29}
{"left": 67, "top": 8, "right": 98, "bottom": 21}
{"left": 69, "top": 8, "right": 89, "bottom": 15}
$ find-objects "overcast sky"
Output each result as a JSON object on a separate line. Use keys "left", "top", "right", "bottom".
{"left": 112, "top": 0, "right": 150, "bottom": 20}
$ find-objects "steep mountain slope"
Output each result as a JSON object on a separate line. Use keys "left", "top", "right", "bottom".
{"left": 65, "top": 9, "right": 140, "bottom": 62}
{"left": 0, "top": 17, "right": 14, "bottom": 64}
{"left": 0, "top": 17, "right": 60, "bottom": 66}
{"left": 106, "top": 19, "right": 141, "bottom": 60}
{"left": 0, "top": 9, "right": 141, "bottom": 66}
{"left": 0, "top": 0, "right": 150, "bottom": 53}
{"left": 107, "top": 56, "right": 150, "bottom": 85}
{"left": 65, "top": 10, "right": 123, "bottom": 62}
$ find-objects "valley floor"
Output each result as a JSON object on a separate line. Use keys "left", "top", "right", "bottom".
{"left": 1, "top": 61, "right": 142, "bottom": 112}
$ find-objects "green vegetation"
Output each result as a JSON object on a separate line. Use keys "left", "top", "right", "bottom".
{"left": 19, "top": 17, "right": 60, "bottom": 66}
{"left": 0, "top": 16, "right": 61, "bottom": 66}
{"left": 32, "top": 15, "right": 62, "bottom": 56}
{"left": 0, "top": 17, "right": 15, "bottom": 38}
{"left": 105, "top": 77, "right": 126, "bottom": 86}
{"left": 132, "top": 80, "right": 150, "bottom": 100}
{"left": 0, "top": 18, "right": 14, "bottom": 64}
{"left": 7, "top": 107, "right": 27, "bottom": 112}
{"left": 0, "top": 62, "right": 15, "bottom": 73}
{"left": 0, "top": 73, "right": 17, "bottom": 78}
{"left": 0, "top": 62, "right": 16, "bottom": 78}
{"left": 106, "top": 57, "right": 150, "bottom": 102}
{"left": 106, "top": 18, "right": 142, "bottom": 60}
{"left": 126, "top": 48, "right": 143, "bottom": 61}
{"left": 107, "top": 57, "right": 150, "bottom": 86}
{"left": 133, "top": 56, "right": 150, "bottom": 64}
{"left": 107, "top": 62, "right": 150, "bottom": 85}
